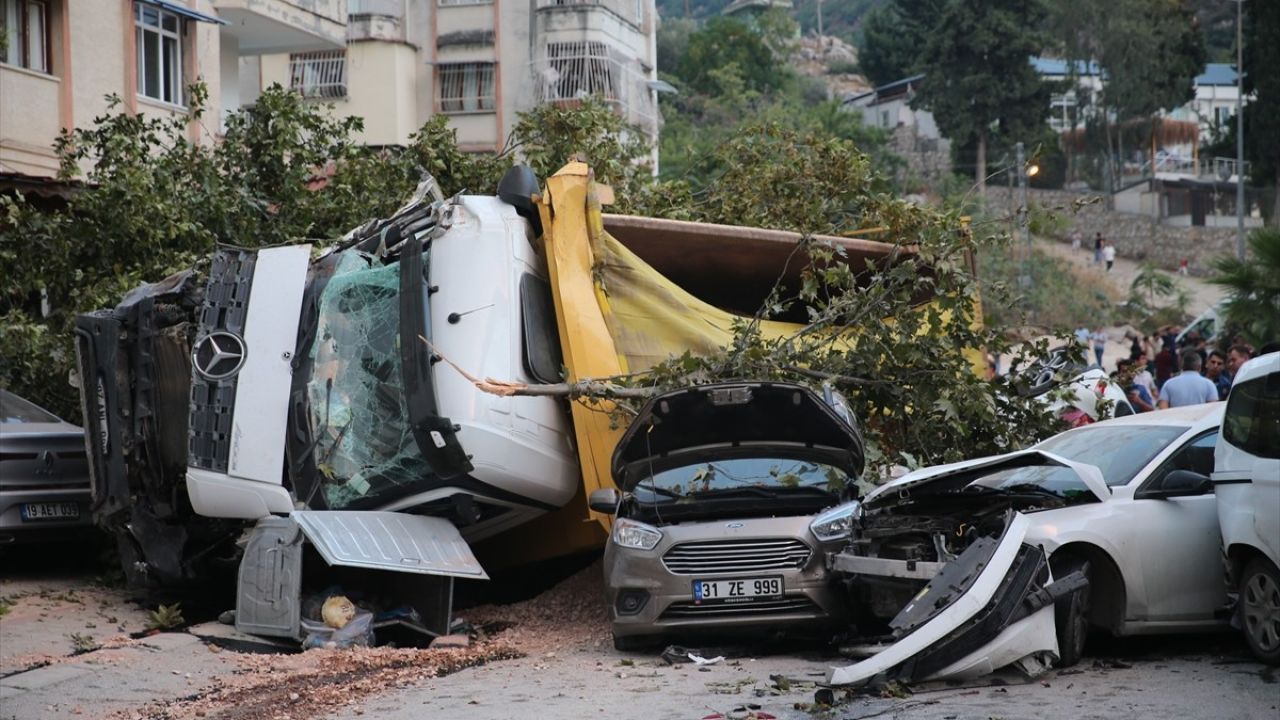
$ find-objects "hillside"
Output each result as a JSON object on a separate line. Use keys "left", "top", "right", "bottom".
{"left": 657, "top": 0, "right": 885, "bottom": 44}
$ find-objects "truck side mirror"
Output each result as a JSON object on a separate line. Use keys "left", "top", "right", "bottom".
{"left": 588, "top": 488, "right": 622, "bottom": 514}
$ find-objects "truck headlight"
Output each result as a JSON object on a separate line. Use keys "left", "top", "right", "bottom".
{"left": 810, "top": 501, "right": 863, "bottom": 543}
{"left": 613, "top": 518, "right": 663, "bottom": 550}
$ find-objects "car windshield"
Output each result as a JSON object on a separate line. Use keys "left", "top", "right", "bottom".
{"left": 305, "top": 253, "right": 433, "bottom": 510}
{"left": 1033, "top": 424, "right": 1187, "bottom": 487}
{"left": 637, "top": 457, "right": 850, "bottom": 501}
{"left": 0, "top": 391, "right": 61, "bottom": 424}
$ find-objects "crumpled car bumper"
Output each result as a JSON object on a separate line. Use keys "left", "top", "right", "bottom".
{"left": 828, "top": 512, "right": 1087, "bottom": 687}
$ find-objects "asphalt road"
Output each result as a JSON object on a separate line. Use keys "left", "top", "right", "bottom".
{"left": 1, "top": 548, "right": 1277, "bottom": 720}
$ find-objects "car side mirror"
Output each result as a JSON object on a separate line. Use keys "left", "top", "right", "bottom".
{"left": 1150, "top": 469, "right": 1212, "bottom": 498}
{"left": 588, "top": 488, "right": 622, "bottom": 514}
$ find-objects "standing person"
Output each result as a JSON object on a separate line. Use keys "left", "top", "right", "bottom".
{"left": 1094, "top": 233, "right": 1104, "bottom": 265}
{"left": 1205, "top": 350, "right": 1231, "bottom": 400}
{"left": 1157, "top": 351, "right": 1219, "bottom": 408}
{"left": 1154, "top": 339, "right": 1176, "bottom": 389}
{"left": 1074, "top": 323, "right": 1090, "bottom": 347}
{"left": 1218, "top": 343, "right": 1257, "bottom": 397}
{"left": 1115, "top": 359, "right": 1155, "bottom": 412}
{"left": 1132, "top": 350, "right": 1159, "bottom": 402}
{"left": 1091, "top": 327, "right": 1107, "bottom": 367}
{"left": 1071, "top": 230, "right": 1082, "bottom": 254}
{"left": 1102, "top": 240, "right": 1116, "bottom": 272}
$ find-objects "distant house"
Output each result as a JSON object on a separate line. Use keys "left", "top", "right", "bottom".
{"left": 842, "top": 75, "right": 951, "bottom": 184}
{"left": 1030, "top": 57, "right": 1105, "bottom": 133}
{"left": 1167, "top": 63, "right": 1244, "bottom": 140}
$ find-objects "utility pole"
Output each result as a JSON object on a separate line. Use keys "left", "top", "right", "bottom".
{"left": 817, "top": 0, "right": 825, "bottom": 37}
{"left": 1235, "top": 0, "right": 1246, "bottom": 261}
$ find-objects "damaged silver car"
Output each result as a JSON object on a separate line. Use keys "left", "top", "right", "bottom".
{"left": 589, "top": 382, "right": 865, "bottom": 651}
{"left": 828, "top": 404, "right": 1228, "bottom": 687}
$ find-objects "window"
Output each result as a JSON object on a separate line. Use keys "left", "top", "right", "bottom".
{"left": 1, "top": 0, "right": 49, "bottom": 73}
{"left": 437, "top": 62, "right": 494, "bottom": 113}
{"left": 135, "top": 2, "right": 184, "bottom": 105}
{"left": 546, "top": 41, "right": 615, "bottom": 102}
{"left": 438, "top": 0, "right": 491, "bottom": 5}
{"left": 1223, "top": 375, "right": 1280, "bottom": 459}
{"left": 519, "top": 273, "right": 562, "bottom": 384}
{"left": 289, "top": 50, "right": 346, "bottom": 99}
{"left": 1145, "top": 431, "right": 1218, "bottom": 492}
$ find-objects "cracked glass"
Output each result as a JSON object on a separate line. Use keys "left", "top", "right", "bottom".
{"left": 306, "top": 253, "right": 431, "bottom": 509}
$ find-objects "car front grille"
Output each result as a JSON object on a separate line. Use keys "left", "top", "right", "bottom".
{"left": 661, "top": 597, "right": 821, "bottom": 619}
{"left": 662, "top": 538, "right": 812, "bottom": 575}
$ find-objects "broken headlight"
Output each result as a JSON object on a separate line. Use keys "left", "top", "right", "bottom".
{"left": 613, "top": 518, "right": 663, "bottom": 550}
{"left": 810, "top": 501, "right": 863, "bottom": 543}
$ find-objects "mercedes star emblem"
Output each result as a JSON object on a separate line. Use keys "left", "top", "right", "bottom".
{"left": 192, "top": 331, "right": 247, "bottom": 381}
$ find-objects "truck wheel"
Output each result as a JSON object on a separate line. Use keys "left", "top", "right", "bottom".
{"left": 1241, "top": 557, "right": 1280, "bottom": 665}
{"left": 1051, "top": 555, "right": 1091, "bottom": 668}
{"left": 612, "top": 633, "right": 657, "bottom": 653}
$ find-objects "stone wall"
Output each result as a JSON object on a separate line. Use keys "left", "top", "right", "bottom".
{"left": 985, "top": 188, "right": 1238, "bottom": 277}
{"left": 892, "top": 125, "right": 952, "bottom": 188}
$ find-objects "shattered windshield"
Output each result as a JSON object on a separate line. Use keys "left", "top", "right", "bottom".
{"left": 305, "top": 252, "right": 431, "bottom": 509}
{"left": 635, "top": 457, "right": 849, "bottom": 503}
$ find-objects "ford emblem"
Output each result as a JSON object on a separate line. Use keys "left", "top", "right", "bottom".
{"left": 726, "top": 522, "right": 744, "bottom": 529}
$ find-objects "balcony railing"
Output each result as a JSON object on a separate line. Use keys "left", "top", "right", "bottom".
{"left": 528, "top": 43, "right": 655, "bottom": 133}
{"left": 534, "top": 0, "right": 645, "bottom": 27}
{"left": 290, "top": 50, "right": 347, "bottom": 99}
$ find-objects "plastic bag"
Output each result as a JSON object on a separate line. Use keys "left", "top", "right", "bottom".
{"left": 302, "top": 610, "right": 375, "bottom": 649}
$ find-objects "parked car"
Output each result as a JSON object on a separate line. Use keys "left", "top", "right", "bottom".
{"left": 0, "top": 390, "right": 93, "bottom": 545}
{"left": 589, "top": 382, "right": 866, "bottom": 651}
{"left": 1213, "top": 351, "right": 1280, "bottom": 665}
{"left": 827, "top": 403, "right": 1226, "bottom": 686}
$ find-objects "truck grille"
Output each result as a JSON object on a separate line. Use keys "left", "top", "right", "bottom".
{"left": 661, "top": 597, "right": 820, "bottom": 619}
{"left": 188, "top": 249, "right": 256, "bottom": 473}
{"left": 662, "top": 538, "right": 812, "bottom": 575}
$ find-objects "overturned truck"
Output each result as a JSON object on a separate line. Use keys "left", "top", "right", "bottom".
{"left": 73, "top": 163, "right": 923, "bottom": 640}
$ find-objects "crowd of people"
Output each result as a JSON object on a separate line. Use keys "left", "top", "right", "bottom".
{"left": 1108, "top": 326, "right": 1276, "bottom": 412}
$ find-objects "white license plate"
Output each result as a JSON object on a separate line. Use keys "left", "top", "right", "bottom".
{"left": 20, "top": 502, "right": 81, "bottom": 521}
{"left": 692, "top": 576, "right": 783, "bottom": 605}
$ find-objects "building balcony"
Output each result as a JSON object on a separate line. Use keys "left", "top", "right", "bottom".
{"left": 528, "top": 44, "right": 655, "bottom": 134}
{"left": 215, "top": 0, "right": 347, "bottom": 54}
{"left": 348, "top": 0, "right": 406, "bottom": 43}
{"left": 535, "top": 0, "right": 647, "bottom": 31}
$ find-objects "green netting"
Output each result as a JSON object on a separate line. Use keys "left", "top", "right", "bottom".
{"left": 306, "top": 253, "right": 430, "bottom": 509}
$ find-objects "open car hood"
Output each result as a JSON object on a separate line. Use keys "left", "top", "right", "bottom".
{"left": 864, "top": 449, "right": 1111, "bottom": 507}
{"left": 610, "top": 382, "right": 864, "bottom": 491}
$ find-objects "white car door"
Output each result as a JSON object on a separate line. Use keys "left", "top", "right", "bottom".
{"left": 1125, "top": 431, "right": 1227, "bottom": 622}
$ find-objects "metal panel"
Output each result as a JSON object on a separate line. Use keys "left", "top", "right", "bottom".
{"left": 227, "top": 244, "right": 310, "bottom": 484}
{"left": 235, "top": 517, "right": 304, "bottom": 639}
{"left": 292, "top": 511, "right": 489, "bottom": 579}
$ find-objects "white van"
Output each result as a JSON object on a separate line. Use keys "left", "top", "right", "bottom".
{"left": 1212, "top": 351, "right": 1280, "bottom": 665}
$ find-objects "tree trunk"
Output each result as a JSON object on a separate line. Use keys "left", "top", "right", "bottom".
{"left": 976, "top": 130, "right": 988, "bottom": 197}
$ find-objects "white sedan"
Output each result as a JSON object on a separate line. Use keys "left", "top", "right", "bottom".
{"left": 828, "top": 403, "right": 1227, "bottom": 686}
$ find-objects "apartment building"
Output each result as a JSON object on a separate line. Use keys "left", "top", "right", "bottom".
{"left": 261, "top": 0, "right": 660, "bottom": 152}
{"left": 0, "top": 1, "right": 345, "bottom": 179}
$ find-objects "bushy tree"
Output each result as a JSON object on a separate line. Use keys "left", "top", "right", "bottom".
{"left": 856, "top": 0, "right": 945, "bottom": 87}
{"left": 1210, "top": 228, "right": 1280, "bottom": 347}
{"left": 677, "top": 17, "right": 787, "bottom": 95}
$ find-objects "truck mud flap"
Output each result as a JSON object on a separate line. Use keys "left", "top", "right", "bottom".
{"left": 828, "top": 512, "right": 1068, "bottom": 687}
{"left": 236, "top": 511, "right": 488, "bottom": 640}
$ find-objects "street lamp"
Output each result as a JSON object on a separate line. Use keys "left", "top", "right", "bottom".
{"left": 1232, "top": 0, "right": 1247, "bottom": 261}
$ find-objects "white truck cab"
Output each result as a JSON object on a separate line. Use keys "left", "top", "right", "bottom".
{"left": 1212, "top": 351, "right": 1280, "bottom": 665}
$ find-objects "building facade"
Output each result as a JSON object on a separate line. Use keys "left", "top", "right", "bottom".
{"left": 256, "top": 0, "right": 659, "bottom": 152}
{"left": 0, "top": 1, "right": 348, "bottom": 179}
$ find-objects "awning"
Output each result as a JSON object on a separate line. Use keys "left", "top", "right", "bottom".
{"left": 139, "top": 0, "right": 228, "bottom": 25}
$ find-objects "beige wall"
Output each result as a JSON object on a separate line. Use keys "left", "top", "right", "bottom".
{"left": 2, "top": 1, "right": 224, "bottom": 178}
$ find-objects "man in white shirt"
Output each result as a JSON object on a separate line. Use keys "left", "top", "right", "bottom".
{"left": 1102, "top": 241, "right": 1117, "bottom": 272}
{"left": 1158, "top": 351, "right": 1219, "bottom": 408}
